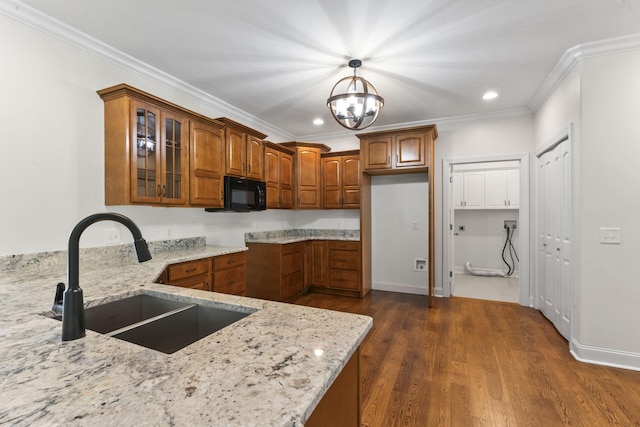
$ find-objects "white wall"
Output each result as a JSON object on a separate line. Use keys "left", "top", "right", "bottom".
{"left": 371, "top": 174, "right": 429, "bottom": 294}
{"left": 454, "top": 210, "right": 519, "bottom": 275}
{"left": 434, "top": 115, "right": 535, "bottom": 294}
{"left": 0, "top": 14, "right": 356, "bottom": 255}
{"left": 535, "top": 48, "right": 640, "bottom": 369}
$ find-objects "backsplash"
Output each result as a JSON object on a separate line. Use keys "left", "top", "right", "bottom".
{"left": 0, "top": 237, "right": 206, "bottom": 273}
{"left": 245, "top": 229, "right": 360, "bottom": 242}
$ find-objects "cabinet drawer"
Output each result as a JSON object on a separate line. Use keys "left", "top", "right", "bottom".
{"left": 167, "top": 259, "right": 210, "bottom": 281}
{"left": 329, "top": 250, "right": 360, "bottom": 270}
{"left": 213, "top": 267, "right": 246, "bottom": 295}
{"left": 282, "top": 242, "right": 303, "bottom": 255}
{"left": 212, "top": 252, "right": 246, "bottom": 270}
{"left": 170, "top": 274, "right": 210, "bottom": 291}
{"left": 328, "top": 241, "right": 359, "bottom": 251}
{"left": 328, "top": 269, "right": 359, "bottom": 290}
{"left": 283, "top": 271, "right": 303, "bottom": 299}
{"left": 283, "top": 251, "right": 303, "bottom": 276}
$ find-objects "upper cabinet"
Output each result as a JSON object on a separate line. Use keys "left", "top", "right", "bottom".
{"left": 358, "top": 126, "right": 436, "bottom": 173}
{"left": 189, "top": 119, "right": 225, "bottom": 208}
{"left": 217, "top": 118, "right": 266, "bottom": 181}
{"left": 281, "top": 142, "right": 331, "bottom": 209}
{"left": 321, "top": 151, "right": 360, "bottom": 209}
{"left": 453, "top": 163, "right": 520, "bottom": 210}
{"left": 98, "top": 84, "right": 268, "bottom": 208}
{"left": 264, "top": 142, "right": 294, "bottom": 209}
{"left": 99, "top": 86, "right": 193, "bottom": 206}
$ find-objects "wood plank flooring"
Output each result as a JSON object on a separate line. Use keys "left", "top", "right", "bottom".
{"left": 290, "top": 291, "right": 640, "bottom": 426}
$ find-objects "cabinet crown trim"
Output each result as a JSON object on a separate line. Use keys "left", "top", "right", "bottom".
{"left": 356, "top": 124, "right": 438, "bottom": 139}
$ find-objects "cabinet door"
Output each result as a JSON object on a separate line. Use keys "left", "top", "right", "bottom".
{"left": 394, "top": 133, "right": 427, "bottom": 168}
{"left": 342, "top": 155, "right": 360, "bottom": 208}
{"left": 225, "top": 128, "right": 246, "bottom": 177}
{"left": 265, "top": 148, "right": 280, "bottom": 208}
{"left": 463, "top": 171, "right": 485, "bottom": 208}
{"left": 452, "top": 172, "right": 464, "bottom": 209}
{"left": 190, "top": 120, "right": 224, "bottom": 207}
{"left": 131, "top": 100, "right": 162, "bottom": 203}
{"left": 246, "top": 136, "right": 264, "bottom": 180}
{"left": 309, "top": 240, "right": 327, "bottom": 287}
{"left": 362, "top": 137, "right": 392, "bottom": 170}
{"left": 506, "top": 169, "right": 520, "bottom": 208}
{"left": 296, "top": 147, "right": 322, "bottom": 209}
{"left": 322, "top": 157, "right": 342, "bottom": 209}
{"left": 160, "top": 111, "right": 189, "bottom": 205}
{"left": 484, "top": 170, "right": 508, "bottom": 209}
{"left": 279, "top": 152, "right": 293, "bottom": 209}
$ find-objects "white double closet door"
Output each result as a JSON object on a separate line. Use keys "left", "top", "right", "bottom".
{"left": 538, "top": 138, "right": 572, "bottom": 340}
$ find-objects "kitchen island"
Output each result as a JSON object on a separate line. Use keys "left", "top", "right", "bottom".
{"left": 0, "top": 238, "right": 372, "bottom": 426}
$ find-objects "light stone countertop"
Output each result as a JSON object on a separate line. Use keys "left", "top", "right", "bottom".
{"left": 0, "top": 240, "right": 372, "bottom": 426}
{"left": 244, "top": 229, "right": 360, "bottom": 244}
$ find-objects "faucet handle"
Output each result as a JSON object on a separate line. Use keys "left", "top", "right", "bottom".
{"left": 52, "top": 282, "right": 65, "bottom": 315}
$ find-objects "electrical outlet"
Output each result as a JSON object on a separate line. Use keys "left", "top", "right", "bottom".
{"left": 104, "top": 229, "right": 120, "bottom": 244}
{"left": 600, "top": 227, "right": 622, "bottom": 244}
{"left": 504, "top": 220, "right": 517, "bottom": 230}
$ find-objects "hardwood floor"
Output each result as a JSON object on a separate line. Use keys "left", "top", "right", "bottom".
{"left": 290, "top": 291, "right": 640, "bottom": 426}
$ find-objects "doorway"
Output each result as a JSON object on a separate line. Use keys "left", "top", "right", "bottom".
{"left": 442, "top": 154, "right": 531, "bottom": 306}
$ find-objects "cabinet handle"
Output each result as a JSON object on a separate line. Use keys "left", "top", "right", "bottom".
{"left": 226, "top": 281, "right": 234, "bottom": 286}
{"left": 248, "top": 164, "right": 251, "bottom": 173}
{"left": 185, "top": 268, "right": 198, "bottom": 273}
{"left": 156, "top": 184, "right": 161, "bottom": 197}
{"left": 162, "top": 185, "right": 166, "bottom": 197}
{"left": 388, "top": 155, "right": 390, "bottom": 164}
{"left": 396, "top": 154, "right": 399, "bottom": 164}
{"left": 226, "top": 260, "right": 235, "bottom": 265}
{"left": 242, "top": 162, "right": 246, "bottom": 172}
{"left": 505, "top": 200, "right": 507, "bottom": 206}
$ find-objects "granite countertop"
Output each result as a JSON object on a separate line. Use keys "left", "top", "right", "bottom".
{"left": 0, "top": 238, "right": 372, "bottom": 426}
{"left": 244, "top": 229, "right": 360, "bottom": 244}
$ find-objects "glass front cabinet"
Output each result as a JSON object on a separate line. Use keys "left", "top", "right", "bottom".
{"left": 131, "top": 100, "right": 188, "bottom": 205}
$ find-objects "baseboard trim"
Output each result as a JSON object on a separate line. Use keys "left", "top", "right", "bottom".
{"left": 372, "top": 281, "right": 429, "bottom": 296}
{"left": 570, "top": 338, "right": 640, "bottom": 372}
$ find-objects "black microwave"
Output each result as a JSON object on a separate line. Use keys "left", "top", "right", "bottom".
{"left": 206, "top": 176, "right": 266, "bottom": 212}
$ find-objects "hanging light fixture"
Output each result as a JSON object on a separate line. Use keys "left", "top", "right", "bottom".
{"left": 327, "top": 59, "right": 384, "bottom": 130}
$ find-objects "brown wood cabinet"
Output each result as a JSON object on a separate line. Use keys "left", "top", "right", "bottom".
{"left": 306, "top": 348, "right": 360, "bottom": 427}
{"left": 161, "top": 258, "right": 212, "bottom": 291}
{"left": 304, "top": 240, "right": 327, "bottom": 288}
{"left": 281, "top": 142, "right": 330, "bottom": 209}
{"left": 212, "top": 252, "right": 246, "bottom": 296}
{"left": 327, "top": 241, "right": 361, "bottom": 294}
{"left": 264, "top": 142, "right": 294, "bottom": 209}
{"left": 218, "top": 118, "right": 266, "bottom": 181}
{"left": 189, "top": 119, "right": 225, "bottom": 207}
{"left": 98, "top": 84, "right": 235, "bottom": 208}
{"left": 246, "top": 242, "right": 304, "bottom": 301}
{"left": 321, "top": 151, "right": 360, "bottom": 209}
{"left": 357, "top": 125, "right": 438, "bottom": 306}
{"left": 359, "top": 128, "right": 434, "bottom": 173}
{"left": 99, "top": 86, "right": 194, "bottom": 206}
{"left": 157, "top": 252, "right": 247, "bottom": 295}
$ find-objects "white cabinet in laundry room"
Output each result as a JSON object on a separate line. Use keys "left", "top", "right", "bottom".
{"left": 485, "top": 169, "right": 519, "bottom": 209}
{"left": 452, "top": 171, "right": 484, "bottom": 209}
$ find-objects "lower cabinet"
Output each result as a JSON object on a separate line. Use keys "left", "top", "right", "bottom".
{"left": 212, "top": 252, "right": 246, "bottom": 296}
{"left": 161, "top": 258, "right": 212, "bottom": 291}
{"left": 306, "top": 348, "right": 360, "bottom": 427}
{"left": 245, "top": 242, "right": 304, "bottom": 301}
{"left": 157, "top": 252, "right": 246, "bottom": 296}
{"left": 303, "top": 240, "right": 362, "bottom": 297}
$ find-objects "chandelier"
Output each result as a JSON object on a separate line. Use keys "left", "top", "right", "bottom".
{"left": 327, "top": 59, "right": 384, "bottom": 130}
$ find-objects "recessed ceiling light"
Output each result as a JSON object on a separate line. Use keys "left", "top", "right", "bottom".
{"left": 483, "top": 91, "right": 498, "bottom": 100}
{"left": 313, "top": 118, "right": 324, "bottom": 125}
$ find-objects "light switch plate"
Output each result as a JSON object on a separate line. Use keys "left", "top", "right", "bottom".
{"left": 599, "top": 227, "right": 622, "bottom": 244}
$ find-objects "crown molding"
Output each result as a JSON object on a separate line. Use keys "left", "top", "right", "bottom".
{"left": 0, "top": 0, "right": 295, "bottom": 140}
{"left": 528, "top": 32, "right": 640, "bottom": 112}
{"left": 298, "top": 107, "right": 532, "bottom": 140}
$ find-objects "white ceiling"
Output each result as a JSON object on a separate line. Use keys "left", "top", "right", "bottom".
{"left": 16, "top": 0, "right": 640, "bottom": 138}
